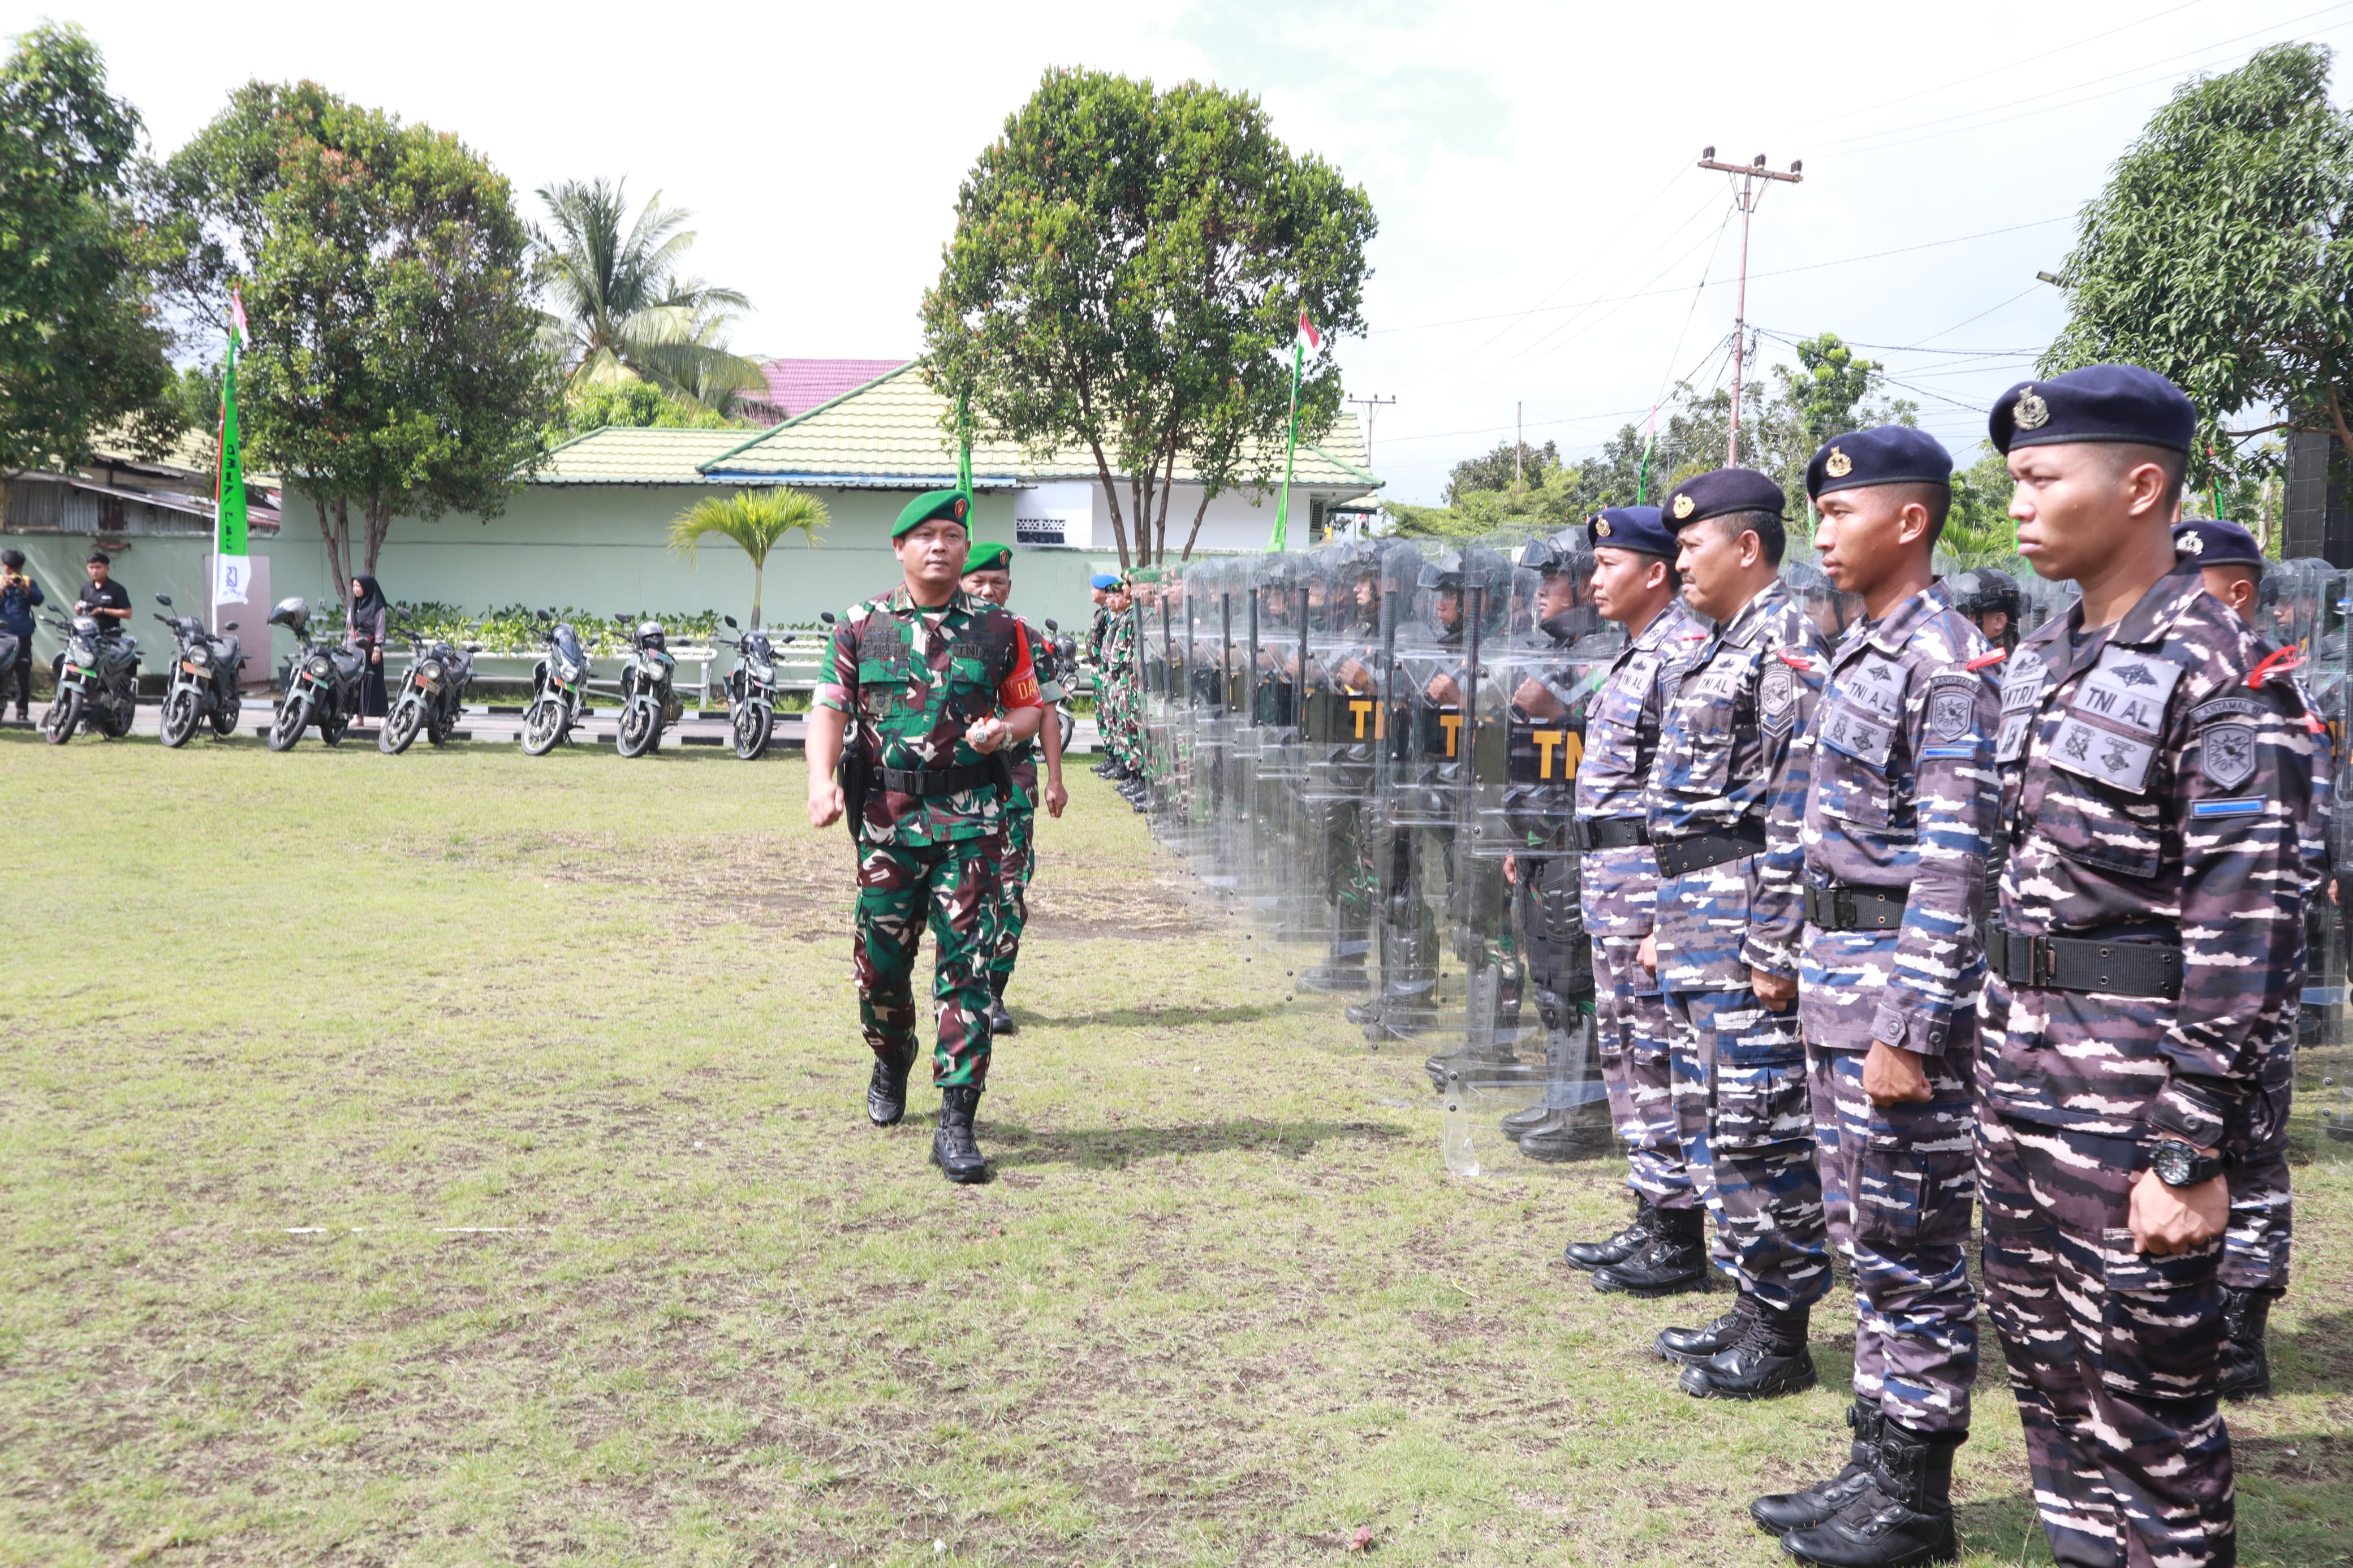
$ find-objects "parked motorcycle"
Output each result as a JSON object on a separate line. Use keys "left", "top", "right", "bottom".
{"left": 615, "top": 619, "right": 679, "bottom": 758}
{"left": 41, "top": 610, "right": 139, "bottom": 744}
{"left": 521, "top": 612, "right": 592, "bottom": 756}
{"left": 265, "top": 597, "right": 368, "bottom": 750}
{"left": 1040, "top": 617, "right": 1079, "bottom": 754}
{"left": 154, "top": 593, "right": 243, "bottom": 746}
{"left": 716, "top": 615, "right": 784, "bottom": 760}
{"left": 380, "top": 614, "right": 479, "bottom": 754}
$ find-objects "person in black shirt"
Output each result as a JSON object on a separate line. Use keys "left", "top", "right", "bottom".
{"left": 76, "top": 551, "right": 130, "bottom": 632}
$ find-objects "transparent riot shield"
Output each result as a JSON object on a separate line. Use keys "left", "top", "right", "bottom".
{"left": 1238, "top": 552, "right": 1314, "bottom": 971}
{"left": 1947, "top": 565, "right": 2024, "bottom": 654}
{"left": 1783, "top": 559, "right": 1861, "bottom": 645}
{"left": 1295, "top": 541, "right": 1390, "bottom": 996}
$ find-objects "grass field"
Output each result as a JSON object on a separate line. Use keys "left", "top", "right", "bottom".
{"left": 2, "top": 728, "right": 2348, "bottom": 1567}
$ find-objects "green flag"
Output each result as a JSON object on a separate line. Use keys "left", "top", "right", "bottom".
{"left": 1271, "top": 313, "right": 1317, "bottom": 551}
{"left": 216, "top": 291, "right": 248, "bottom": 558}
{"left": 956, "top": 391, "right": 974, "bottom": 511}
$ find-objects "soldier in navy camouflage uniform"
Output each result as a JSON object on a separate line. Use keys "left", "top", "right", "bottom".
{"left": 1549, "top": 507, "right": 1714, "bottom": 1290}
{"left": 1752, "top": 429, "right": 2001, "bottom": 1566}
{"left": 1976, "top": 368, "right": 2312, "bottom": 1568}
{"left": 2175, "top": 519, "right": 2335, "bottom": 1405}
{"left": 1640, "top": 468, "right": 1833, "bottom": 1401}
{"left": 807, "top": 489, "right": 1048, "bottom": 1185}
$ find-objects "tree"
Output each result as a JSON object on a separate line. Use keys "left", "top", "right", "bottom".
{"left": 553, "top": 379, "right": 738, "bottom": 440}
{"left": 535, "top": 178, "right": 768, "bottom": 416}
{"left": 1445, "top": 438, "right": 1560, "bottom": 503}
{"left": 1943, "top": 444, "right": 2019, "bottom": 566}
{"left": 147, "top": 83, "right": 553, "bottom": 591}
{"left": 2045, "top": 42, "right": 2353, "bottom": 491}
{"left": 1774, "top": 333, "right": 1884, "bottom": 451}
{"left": 924, "top": 68, "right": 1377, "bottom": 568}
{"left": 0, "top": 24, "right": 178, "bottom": 477}
{"left": 668, "top": 487, "right": 828, "bottom": 627}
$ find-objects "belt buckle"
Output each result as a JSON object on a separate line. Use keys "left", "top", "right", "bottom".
{"left": 2032, "top": 935, "right": 2057, "bottom": 987}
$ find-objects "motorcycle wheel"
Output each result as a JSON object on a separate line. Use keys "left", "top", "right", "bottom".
{"left": 319, "top": 706, "right": 349, "bottom": 747}
{"left": 212, "top": 689, "right": 242, "bottom": 736}
{"left": 615, "top": 697, "right": 657, "bottom": 758}
{"left": 42, "top": 690, "right": 82, "bottom": 746}
{"left": 521, "top": 697, "right": 566, "bottom": 756}
{"left": 1058, "top": 707, "right": 1076, "bottom": 753}
{"left": 732, "top": 702, "right": 772, "bottom": 761}
{"left": 268, "top": 693, "right": 309, "bottom": 751}
{"left": 160, "top": 689, "right": 201, "bottom": 748}
{"left": 380, "top": 696, "right": 425, "bottom": 755}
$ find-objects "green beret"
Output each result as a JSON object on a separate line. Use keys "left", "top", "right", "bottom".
{"left": 893, "top": 487, "right": 971, "bottom": 540}
{"left": 964, "top": 541, "right": 1012, "bottom": 574}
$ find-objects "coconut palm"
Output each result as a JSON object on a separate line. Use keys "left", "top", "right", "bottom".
{"left": 669, "top": 488, "right": 830, "bottom": 627}
{"left": 536, "top": 177, "right": 769, "bottom": 414}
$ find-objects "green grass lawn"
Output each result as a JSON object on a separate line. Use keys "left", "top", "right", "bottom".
{"left": 2, "top": 729, "right": 2347, "bottom": 1566}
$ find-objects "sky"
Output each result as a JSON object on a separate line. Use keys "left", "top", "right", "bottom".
{"left": 19, "top": 0, "right": 2353, "bottom": 503}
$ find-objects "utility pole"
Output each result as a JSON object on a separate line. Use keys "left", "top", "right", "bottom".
{"left": 1346, "top": 394, "right": 1397, "bottom": 468}
{"left": 1696, "top": 147, "right": 1802, "bottom": 467}
{"left": 1515, "top": 401, "right": 1524, "bottom": 488}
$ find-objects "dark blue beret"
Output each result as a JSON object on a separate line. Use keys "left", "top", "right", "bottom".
{"left": 2173, "top": 518, "right": 2264, "bottom": 571}
{"left": 1585, "top": 505, "right": 1674, "bottom": 559}
{"left": 1989, "top": 364, "right": 2196, "bottom": 455}
{"left": 1664, "top": 467, "right": 1786, "bottom": 529}
{"left": 1805, "top": 426, "right": 1953, "bottom": 500}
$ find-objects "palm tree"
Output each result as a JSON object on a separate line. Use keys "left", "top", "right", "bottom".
{"left": 535, "top": 177, "right": 768, "bottom": 414}
{"left": 669, "top": 488, "right": 830, "bottom": 627}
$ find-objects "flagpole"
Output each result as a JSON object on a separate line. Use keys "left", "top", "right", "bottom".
{"left": 213, "top": 292, "right": 251, "bottom": 626}
{"left": 1272, "top": 338, "right": 1302, "bottom": 552}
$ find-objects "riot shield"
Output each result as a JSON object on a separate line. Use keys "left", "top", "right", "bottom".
{"left": 1295, "top": 541, "right": 1390, "bottom": 995}
{"left": 1782, "top": 559, "right": 1860, "bottom": 645}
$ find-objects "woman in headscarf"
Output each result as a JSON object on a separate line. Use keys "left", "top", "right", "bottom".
{"left": 345, "top": 574, "right": 390, "bottom": 718}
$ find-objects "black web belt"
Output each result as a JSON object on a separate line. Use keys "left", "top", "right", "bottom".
{"left": 1803, "top": 883, "right": 1907, "bottom": 932}
{"left": 1574, "top": 817, "right": 1652, "bottom": 853}
{"left": 1988, "top": 923, "right": 2183, "bottom": 1000}
{"left": 1651, "top": 823, "right": 1767, "bottom": 878}
{"left": 869, "top": 762, "right": 995, "bottom": 798}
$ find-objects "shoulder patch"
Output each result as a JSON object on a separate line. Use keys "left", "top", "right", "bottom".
{"left": 2189, "top": 696, "right": 2264, "bottom": 725}
{"left": 1760, "top": 664, "right": 1798, "bottom": 733}
{"left": 2199, "top": 722, "right": 2259, "bottom": 790}
{"left": 1927, "top": 683, "right": 1976, "bottom": 743}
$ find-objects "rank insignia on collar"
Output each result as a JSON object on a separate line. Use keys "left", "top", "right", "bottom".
{"left": 1824, "top": 447, "right": 1851, "bottom": 478}
{"left": 2014, "top": 390, "right": 2050, "bottom": 431}
{"left": 1673, "top": 494, "right": 1695, "bottom": 519}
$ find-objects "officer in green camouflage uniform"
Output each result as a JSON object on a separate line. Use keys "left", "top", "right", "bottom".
{"left": 1099, "top": 576, "right": 1146, "bottom": 801}
{"left": 807, "top": 490, "right": 1047, "bottom": 1183}
{"left": 959, "top": 541, "right": 1070, "bottom": 1036}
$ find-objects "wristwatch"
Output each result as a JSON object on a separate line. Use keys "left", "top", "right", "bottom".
{"left": 2150, "top": 1138, "right": 2226, "bottom": 1188}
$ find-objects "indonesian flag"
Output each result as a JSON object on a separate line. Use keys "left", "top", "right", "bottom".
{"left": 230, "top": 287, "right": 251, "bottom": 347}
{"left": 1297, "top": 312, "right": 1320, "bottom": 352}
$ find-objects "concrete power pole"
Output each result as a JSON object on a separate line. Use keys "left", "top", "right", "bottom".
{"left": 1346, "top": 394, "right": 1397, "bottom": 468}
{"left": 1696, "top": 148, "right": 1802, "bottom": 467}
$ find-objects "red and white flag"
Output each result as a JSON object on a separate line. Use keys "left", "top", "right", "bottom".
{"left": 1297, "top": 312, "right": 1320, "bottom": 352}
{"left": 230, "top": 287, "right": 251, "bottom": 348}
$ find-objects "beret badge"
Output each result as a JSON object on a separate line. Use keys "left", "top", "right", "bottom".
{"left": 1824, "top": 447, "right": 1851, "bottom": 478}
{"left": 1673, "top": 494, "right": 1695, "bottom": 520}
{"left": 2178, "top": 529, "right": 2204, "bottom": 555}
{"left": 1596, "top": 518, "right": 1613, "bottom": 538}
{"left": 2012, "top": 390, "right": 2050, "bottom": 432}
{"left": 953, "top": 495, "right": 968, "bottom": 520}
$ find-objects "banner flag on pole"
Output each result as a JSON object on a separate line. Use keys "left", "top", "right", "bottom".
{"left": 956, "top": 391, "right": 974, "bottom": 509}
{"left": 215, "top": 290, "right": 251, "bottom": 599}
{"left": 1270, "top": 312, "right": 1316, "bottom": 552}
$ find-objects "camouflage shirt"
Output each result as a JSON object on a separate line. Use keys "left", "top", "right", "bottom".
{"left": 1647, "top": 578, "right": 1830, "bottom": 988}
{"left": 1004, "top": 611, "right": 1069, "bottom": 811}
{"left": 1985, "top": 560, "right": 2315, "bottom": 1148}
{"left": 816, "top": 584, "right": 1042, "bottom": 848}
{"left": 1778, "top": 585, "right": 2001, "bottom": 1055}
{"left": 1578, "top": 598, "right": 1708, "bottom": 822}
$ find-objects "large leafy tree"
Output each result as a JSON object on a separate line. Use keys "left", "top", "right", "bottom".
{"left": 1445, "top": 438, "right": 1561, "bottom": 503}
{"left": 924, "top": 68, "right": 1377, "bottom": 567}
{"left": 147, "top": 83, "right": 551, "bottom": 591}
{"left": 535, "top": 178, "right": 767, "bottom": 416}
{"left": 2045, "top": 42, "right": 2353, "bottom": 487}
{"left": 0, "top": 24, "right": 178, "bottom": 476}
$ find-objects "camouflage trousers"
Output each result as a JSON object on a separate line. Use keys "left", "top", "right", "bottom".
{"left": 1979, "top": 1111, "right": 2234, "bottom": 1568}
{"left": 1665, "top": 987, "right": 1830, "bottom": 1310}
{"left": 1807, "top": 1046, "right": 1977, "bottom": 1433}
{"left": 990, "top": 809, "right": 1036, "bottom": 984}
{"left": 1584, "top": 848, "right": 1691, "bottom": 1209}
{"left": 2222, "top": 1030, "right": 2294, "bottom": 1293}
{"left": 853, "top": 834, "right": 1005, "bottom": 1088}
{"left": 1306, "top": 793, "right": 1376, "bottom": 965}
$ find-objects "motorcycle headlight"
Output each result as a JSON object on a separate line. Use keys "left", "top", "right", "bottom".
{"left": 188, "top": 646, "right": 211, "bottom": 667}
{"left": 421, "top": 659, "right": 445, "bottom": 681}
{"left": 308, "top": 656, "right": 332, "bottom": 677}
{"left": 558, "top": 659, "right": 581, "bottom": 681}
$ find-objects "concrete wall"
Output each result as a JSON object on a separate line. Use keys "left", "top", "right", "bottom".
{"left": 0, "top": 532, "right": 219, "bottom": 674}
{"left": 1012, "top": 478, "right": 1344, "bottom": 555}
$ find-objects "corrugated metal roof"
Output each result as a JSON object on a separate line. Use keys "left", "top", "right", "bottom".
{"left": 752, "top": 357, "right": 911, "bottom": 423}
{"left": 533, "top": 427, "right": 753, "bottom": 485}
{"left": 701, "top": 363, "right": 1382, "bottom": 491}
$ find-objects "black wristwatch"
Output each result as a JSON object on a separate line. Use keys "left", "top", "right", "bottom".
{"left": 2151, "top": 1138, "right": 2226, "bottom": 1188}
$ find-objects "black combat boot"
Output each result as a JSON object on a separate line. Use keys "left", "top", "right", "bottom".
{"left": 1501, "top": 1100, "right": 1558, "bottom": 1137}
{"left": 1565, "top": 1197, "right": 1660, "bottom": 1272}
{"left": 867, "top": 1043, "right": 920, "bottom": 1128}
{"left": 1649, "top": 1285, "right": 1749, "bottom": 1360}
{"left": 1594, "top": 1204, "right": 1710, "bottom": 1299}
{"left": 1518, "top": 1109, "right": 1608, "bottom": 1162}
{"left": 1751, "top": 1398, "right": 1884, "bottom": 1535}
{"left": 2219, "top": 1285, "right": 2277, "bottom": 1402}
{"left": 987, "top": 974, "right": 1018, "bottom": 1037}
{"left": 1781, "top": 1420, "right": 1962, "bottom": 1566}
{"left": 931, "top": 1085, "right": 989, "bottom": 1183}
{"left": 1679, "top": 1297, "right": 1816, "bottom": 1400}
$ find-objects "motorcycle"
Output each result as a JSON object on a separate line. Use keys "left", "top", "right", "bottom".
{"left": 380, "top": 614, "right": 479, "bottom": 754}
{"left": 41, "top": 610, "right": 139, "bottom": 744}
{"left": 615, "top": 618, "right": 679, "bottom": 758}
{"left": 716, "top": 615, "right": 783, "bottom": 760}
{"left": 521, "top": 612, "right": 592, "bottom": 756}
{"left": 1039, "top": 617, "right": 1080, "bottom": 754}
{"left": 154, "top": 593, "right": 243, "bottom": 746}
{"left": 265, "top": 597, "right": 369, "bottom": 750}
